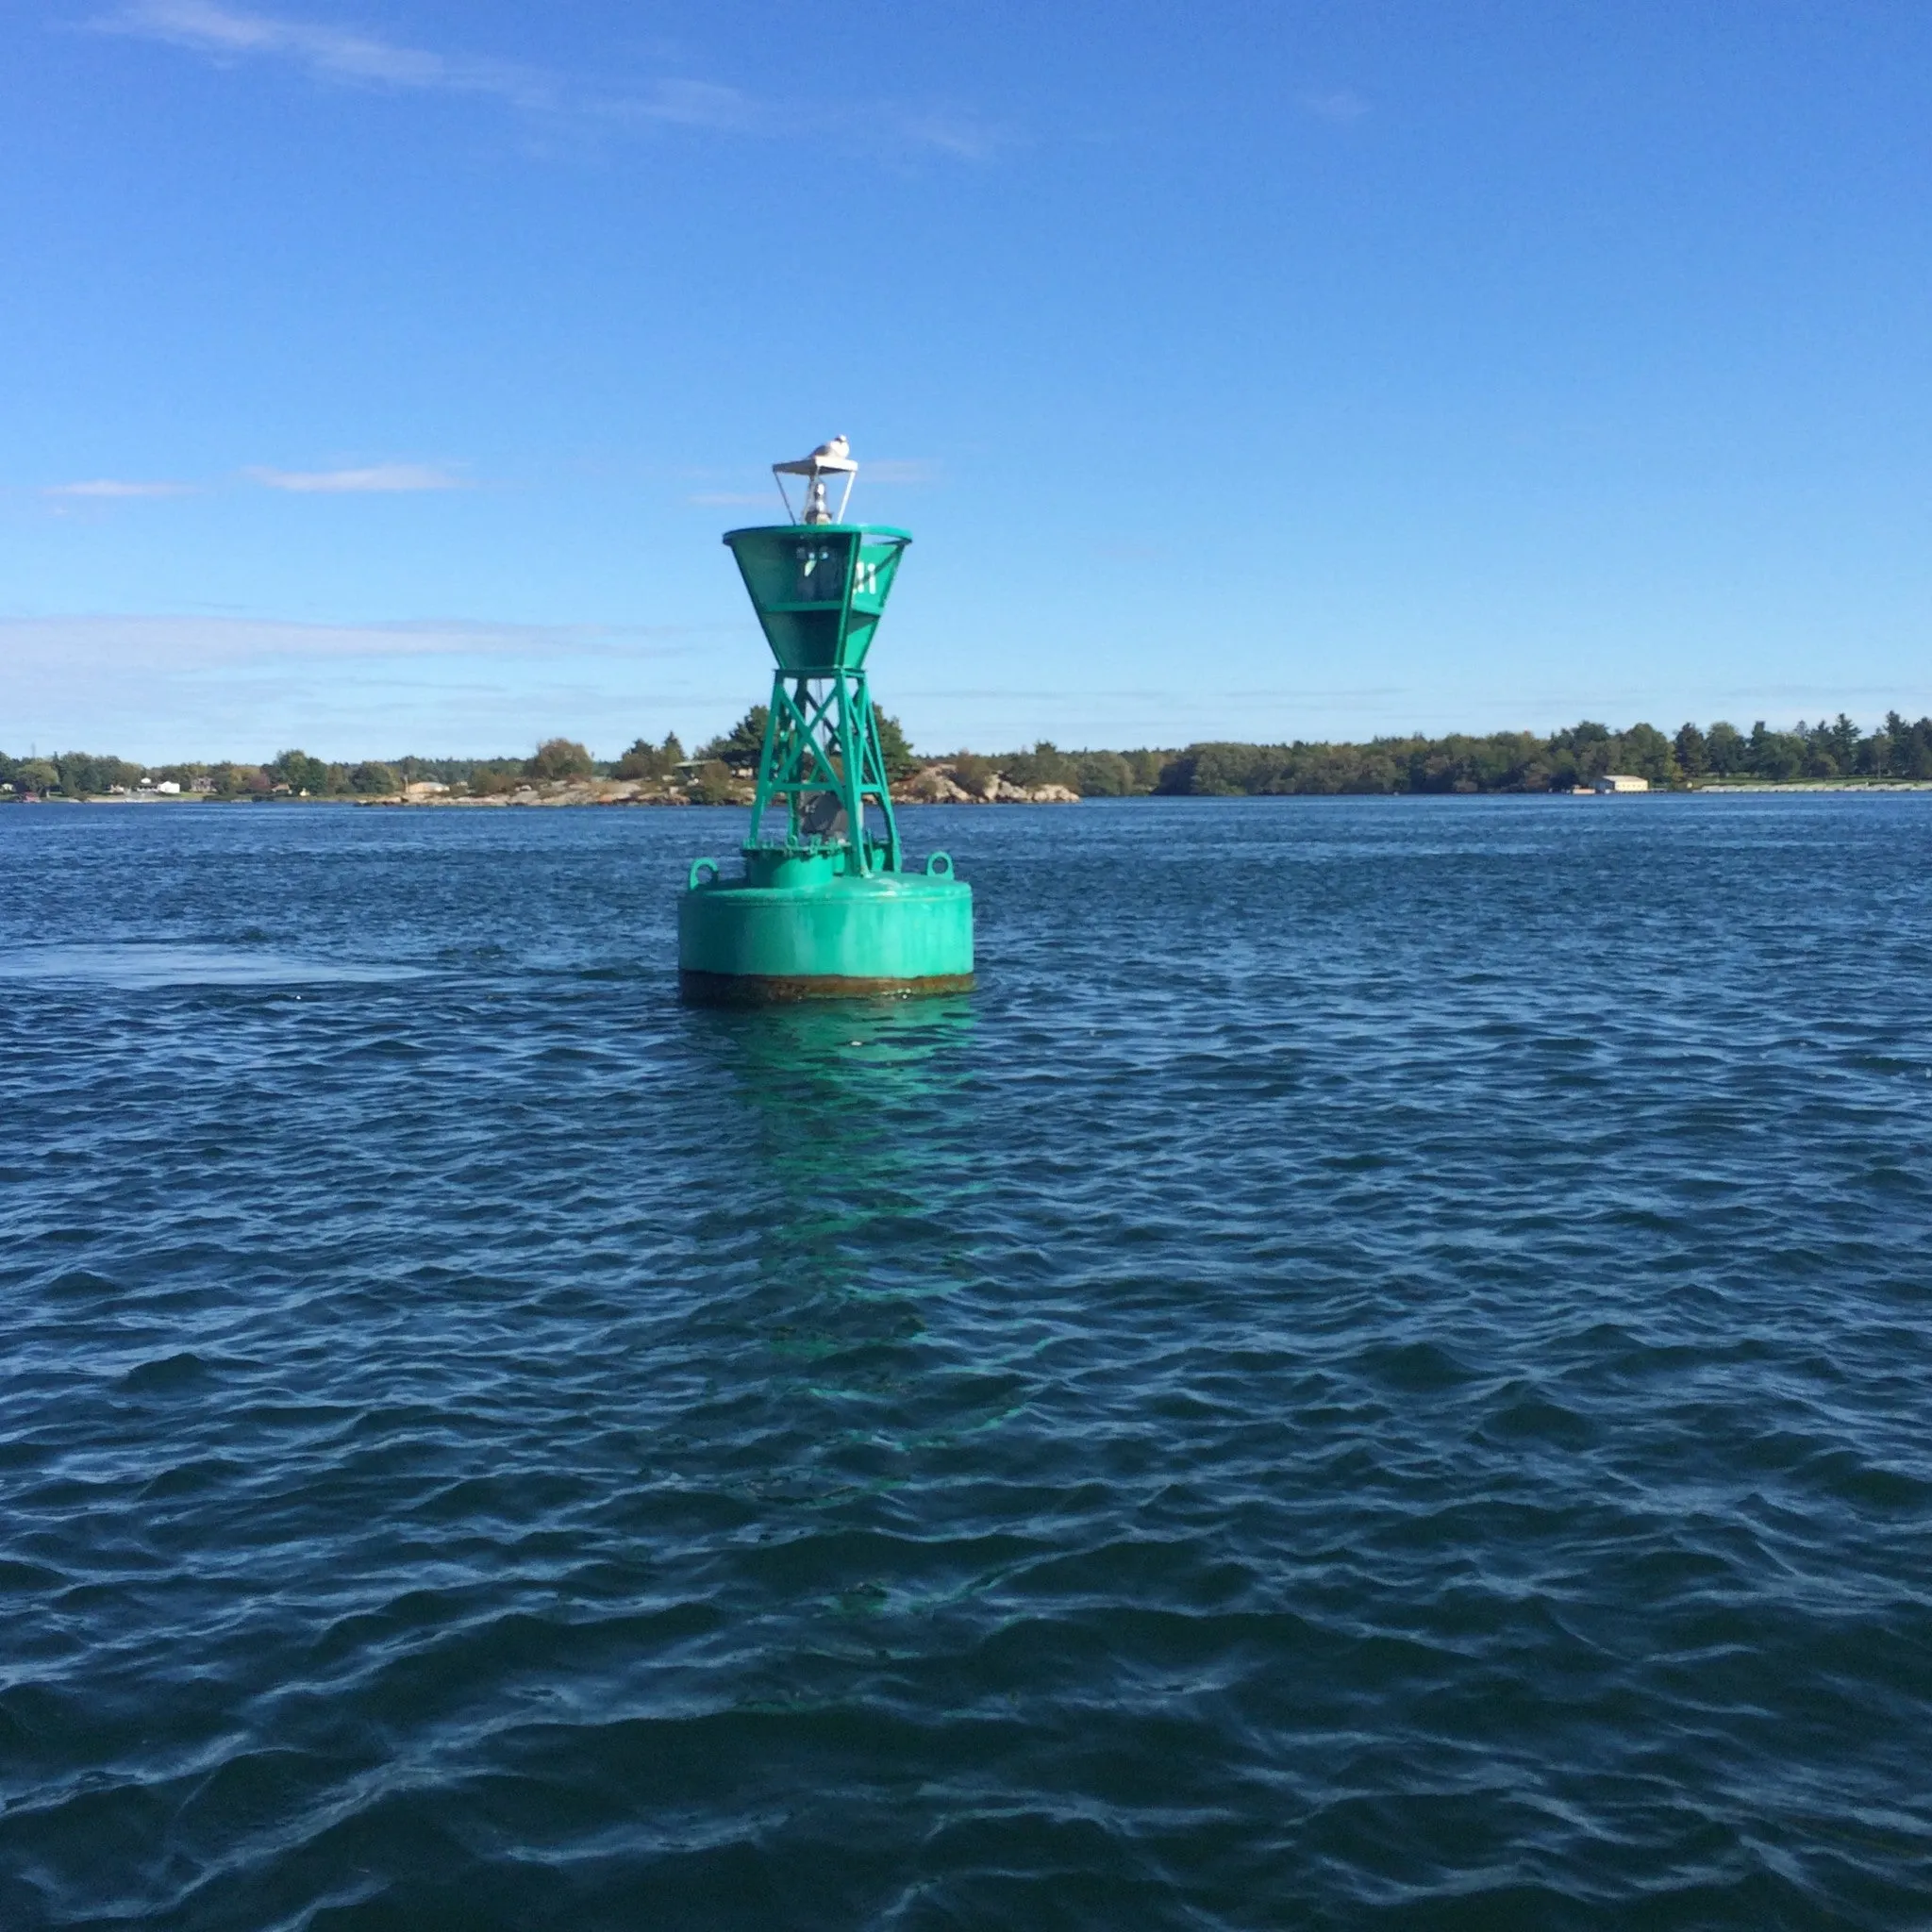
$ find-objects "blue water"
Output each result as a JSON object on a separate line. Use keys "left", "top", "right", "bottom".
{"left": 2, "top": 797, "right": 1929, "bottom": 1930}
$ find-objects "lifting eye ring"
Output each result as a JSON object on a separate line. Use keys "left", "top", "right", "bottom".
{"left": 688, "top": 858, "right": 720, "bottom": 891}
{"left": 924, "top": 851, "right": 954, "bottom": 878}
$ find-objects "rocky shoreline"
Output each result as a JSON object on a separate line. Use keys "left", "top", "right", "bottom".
{"left": 361, "top": 763, "right": 1081, "bottom": 808}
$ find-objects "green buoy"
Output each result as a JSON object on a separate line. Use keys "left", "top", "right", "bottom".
{"left": 678, "top": 437, "right": 974, "bottom": 1004}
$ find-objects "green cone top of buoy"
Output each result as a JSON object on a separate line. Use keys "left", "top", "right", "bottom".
{"left": 678, "top": 437, "right": 974, "bottom": 1003}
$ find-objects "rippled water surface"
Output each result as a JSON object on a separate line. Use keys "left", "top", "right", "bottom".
{"left": 3, "top": 797, "right": 1930, "bottom": 1930}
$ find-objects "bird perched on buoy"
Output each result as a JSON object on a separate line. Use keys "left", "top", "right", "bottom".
{"left": 774, "top": 435, "right": 858, "bottom": 524}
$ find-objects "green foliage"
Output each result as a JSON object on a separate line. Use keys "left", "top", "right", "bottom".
{"left": 697, "top": 708, "right": 768, "bottom": 767}
{"left": 50, "top": 752, "right": 145, "bottom": 797}
{"left": 525, "top": 738, "right": 594, "bottom": 780}
{"left": 269, "top": 748, "right": 330, "bottom": 795}
{"left": 199, "top": 762, "right": 258, "bottom": 796}
{"left": 1818, "top": 712, "right": 1863, "bottom": 773}
{"left": 1158, "top": 739, "right": 1416, "bottom": 795}
{"left": 614, "top": 732, "right": 685, "bottom": 781}
{"left": 1882, "top": 712, "right": 1932, "bottom": 778}
{"left": 874, "top": 711, "right": 917, "bottom": 783}
{"left": 1140, "top": 713, "right": 1932, "bottom": 795}
{"left": 1002, "top": 741, "right": 1075, "bottom": 790}
{"left": 16, "top": 709, "right": 1932, "bottom": 812}
{"left": 1542, "top": 722, "right": 1614, "bottom": 790}
{"left": 1618, "top": 724, "right": 1678, "bottom": 786}
{"left": 348, "top": 761, "right": 398, "bottom": 795}
{"left": 948, "top": 752, "right": 996, "bottom": 798}
{"left": 463, "top": 760, "right": 526, "bottom": 791}
{"left": 911, "top": 741, "right": 1171, "bottom": 798}
{"left": 1155, "top": 721, "right": 1678, "bottom": 796}
{"left": 1706, "top": 723, "right": 1746, "bottom": 775}
{"left": 1070, "top": 750, "right": 1135, "bottom": 796}
{"left": 690, "top": 758, "right": 735, "bottom": 805}
{"left": 1747, "top": 721, "right": 1804, "bottom": 782}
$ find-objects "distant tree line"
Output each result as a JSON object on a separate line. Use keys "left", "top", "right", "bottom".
{"left": 0, "top": 739, "right": 690, "bottom": 801}
{"left": 6, "top": 710, "right": 1929, "bottom": 802}
{"left": 1144, "top": 713, "right": 1932, "bottom": 794}
{"left": 954, "top": 746, "right": 1172, "bottom": 796}
{"left": 974, "top": 713, "right": 1932, "bottom": 796}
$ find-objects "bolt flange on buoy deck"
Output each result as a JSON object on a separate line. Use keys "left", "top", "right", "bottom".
{"left": 678, "top": 437, "right": 974, "bottom": 1003}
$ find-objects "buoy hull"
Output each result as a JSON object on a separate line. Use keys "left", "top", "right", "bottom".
{"left": 678, "top": 873, "right": 974, "bottom": 1004}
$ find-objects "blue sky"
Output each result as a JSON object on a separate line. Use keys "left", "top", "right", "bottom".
{"left": 4, "top": 0, "right": 1930, "bottom": 760}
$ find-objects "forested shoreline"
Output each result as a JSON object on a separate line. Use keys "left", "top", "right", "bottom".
{"left": 1143, "top": 712, "right": 1932, "bottom": 796}
{"left": 5, "top": 710, "right": 1931, "bottom": 802}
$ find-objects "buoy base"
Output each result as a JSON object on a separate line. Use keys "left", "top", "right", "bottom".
{"left": 680, "top": 969, "right": 974, "bottom": 1006}
{"left": 678, "top": 866, "right": 973, "bottom": 1005}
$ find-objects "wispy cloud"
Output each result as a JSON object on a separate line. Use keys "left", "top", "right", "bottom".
{"left": 94, "top": 3, "right": 995, "bottom": 155}
{"left": 98, "top": 1, "right": 560, "bottom": 109}
{"left": 246, "top": 462, "right": 468, "bottom": 493}
{"left": 604, "top": 76, "right": 760, "bottom": 136}
{"left": 43, "top": 478, "right": 197, "bottom": 499}
{"left": 1299, "top": 89, "right": 1369, "bottom": 125}
{"left": 892, "top": 111, "right": 1006, "bottom": 163}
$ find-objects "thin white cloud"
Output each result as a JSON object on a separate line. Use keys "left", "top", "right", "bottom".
{"left": 1300, "top": 89, "right": 1369, "bottom": 125}
{"left": 94, "top": 2, "right": 994, "bottom": 157}
{"left": 99, "top": 1, "right": 559, "bottom": 109}
{"left": 607, "top": 77, "right": 760, "bottom": 135}
{"left": 246, "top": 463, "right": 468, "bottom": 493}
{"left": 891, "top": 111, "right": 1007, "bottom": 162}
{"left": 42, "top": 478, "right": 198, "bottom": 498}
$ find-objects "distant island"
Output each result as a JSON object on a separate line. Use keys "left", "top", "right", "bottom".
{"left": 6, "top": 708, "right": 1932, "bottom": 804}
